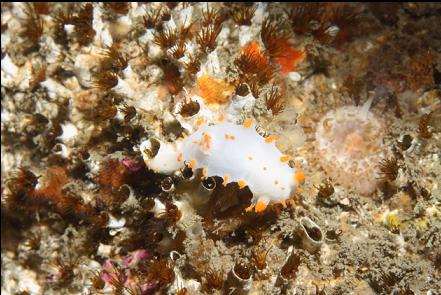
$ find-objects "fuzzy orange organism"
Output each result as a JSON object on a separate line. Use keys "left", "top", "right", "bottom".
{"left": 99, "top": 159, "right": 130, "bottom": 191}
{"left": 197, "top": 74, "right": 235, "bottom": 105}
{"left": 32, "top": 166, "right": 69, "bottom": 200}
{"left": 272, "top": 39, "right": 306, "bottom": 74}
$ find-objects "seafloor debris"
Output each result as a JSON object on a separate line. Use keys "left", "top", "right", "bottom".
{"left": 1, "top": 2, "right": 441, "bottom": 295}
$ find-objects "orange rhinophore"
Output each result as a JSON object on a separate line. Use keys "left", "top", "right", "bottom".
{"left": 254, "top": 200, "right": 268, "bottom": 213}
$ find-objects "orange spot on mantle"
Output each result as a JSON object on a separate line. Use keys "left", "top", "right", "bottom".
{"left": 197, "top": 74, "right": 235, "bottom": 105}
{"left": 243, "top": 118, "right": 253, "bottom": 128}
{"left": 294, "top": 171, "right": 305, "bottom": 185}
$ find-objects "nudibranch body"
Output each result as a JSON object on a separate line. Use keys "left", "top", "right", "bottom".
{"left": 140, "top": 119, "right": 304, "bottom": 212}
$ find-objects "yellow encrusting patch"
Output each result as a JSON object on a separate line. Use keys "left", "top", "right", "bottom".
{"left": 198, "top": 74, "right": 235, "bottom": 105}
{"left": 218, "top": 113, "right": 225, "bottom": 122}
{"left": 294, "top": 171, "right": 305, "bottom": 184}
{"left": 177, "top": 153, "right": 183, "bottom": 162}
{"left": 202, "top": 167, "right": 208, "bottom": 177}
{"left": 265, "top": 135, "right": 278, "bottom": 143}
{"left": 222, "top": 175, "right": 230, "bottom": 186}
{"left": 238, "top": 179, "right": 246, "bottom": 189}
{"left": 188, "top": 159, "right": 196, "bottom": 169}
{"left": 243, "top": 118, "right": 253, "bottom": 128}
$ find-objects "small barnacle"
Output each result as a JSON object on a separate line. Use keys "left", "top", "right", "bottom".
{"left": 20, "top": 4, "right": 44, "bottom": 51}
{"left": 106, "top": 264, "right": 127, "bottom": 293}
{"left": 160, "top": 8, "right": 172, "bottom": 22}
{"left": 143, "top": 8, "right": 162, "bottom": 29}
{"left": 418, "top": 113, "right": 433, "bottom": 139}
{"left": 103, "top": 2, "right": 130, "bottom": 15}
{"left": 91, "top": 70, "right": 119, "bottom": 90}
{"left": 328, "top": 3, "right": 360, "bottom": 30}
{"left": 102, "top": 43, "right": 129, "bottom": 73}
{"left": 378, "top": 157, "right": 399, "bottom": 182}
{"left": 251, "top": 246, "right": 271, "bottom": 271}
{"left": 177, "top": 21, "right": 194, "bottom": 42}
{"left": 178, "top": 96, "right": 200, "bottom": 117}
{"left": 176, "top": 287, "right": 187, "bottom": 295}
{"left": 260, "top": 17, "right": 291, "bottom": 59}
{"left": 52, "top": 9, "right": 73, "bottom": 46}
{"left": 234, "top": 262, "right": 252, "bottom": 280}
{"left": 31, "top": 2, "right": 50, "bottom": 15}
{"left": 160, "top": 58, "right": 184, "bottom": 95}
{"left": 158, "top": 202, "right": 182, "bottom": 225}
{"left": 24, "top": 231, "right": 41, "bottom": 251}
{"left": 315, "top": 178, "right": 335, "bottom": 199}
{"left": 166, "top": 2, "right": 179, "bottom": 10}
{"left": 29, "top": 63, "right": 47, "bottom": 90}
{"left": 48, "top": 257, "right": 77, "bottom": 287}
{"left": 285, "top": 3, "right": 325, "bottom": 35}
{"left": 153, "top": 27, "right": 178, "bottom": 49}
{"left": 3, "top": 168, "right": 39, "bottom": 209}
{"left": 397, "top": 134, "right": 413, "bottom": 151}
{"left": 89, "top": 271, "right": 105, "bottom": 290}
{"left": 385, "top": 211, "right": 401, "bottom": 234}
{"left": 169, "top": 42, "right": 186, "bottom": 59}
{"left": 201, "top": 4, "right": 225, "bottom": 27}
{"left": 203, "top": 266, "right": 224, "bottom": 291}
{"left": 343, "top": 75, "right": 363, "bottom": 106}
{"left": 232, "top": 4, "right": 256, "bottom": 26}
{"left": 384, "top": 92, "right": 402, "bottom": 118}
{"left": 311, "top": 24, "right": 339, "bottom": 45}
{"left": 325, "top": 229, "right": 342, "bottom": 242}
{"left": 434, "top": 249, "right": 441, "bottom": 272}
{"left": 184, "top": 54, "right": 201, "bottom": 76}
{"left": 148, "top": 258, "right": 175, "bottom": 287}
{"left": 119, "top": 103, "right": 137, "bottom": 122}
{"left": 234, "top": 42, "right": 275, "bottom": 93}
{"left": 280, "top": 252, "right": 301, "bottom": 280}
{"left": 72, "top": 3, "right": 96, "bottom": 46}
{"left": 196, "top": 23, "right": 223, "bottom": 54}
{"left": 265, "top": 85, "right": 285, "bottom": 115}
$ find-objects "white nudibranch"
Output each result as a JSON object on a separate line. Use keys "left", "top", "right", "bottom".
{"left": 140, "top": 119, "right": 305, "bottom": 212}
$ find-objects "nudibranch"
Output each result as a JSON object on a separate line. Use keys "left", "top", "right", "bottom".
{"left": 140, "top": 119, "right": 304, "bottom": 212}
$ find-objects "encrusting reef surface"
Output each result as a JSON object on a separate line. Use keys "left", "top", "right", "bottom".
{"left": 1, "top": 2, "right": 441, "bottom": 295}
